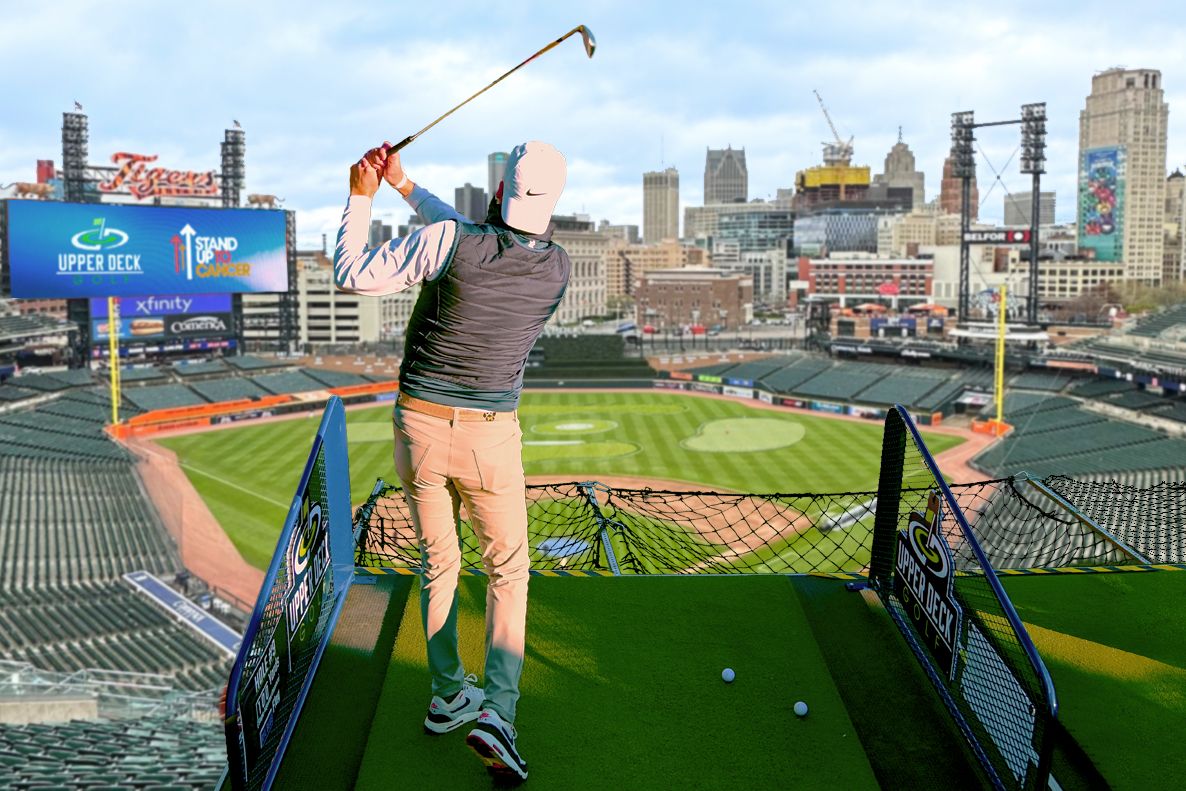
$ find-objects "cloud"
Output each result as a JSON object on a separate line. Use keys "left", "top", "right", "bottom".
{"left": 2, "top": 0, "right": 1184, "bottom": 243}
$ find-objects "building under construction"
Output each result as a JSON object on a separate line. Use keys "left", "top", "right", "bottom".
{"left": 793, "top": 91, "right": 872, "bottom": 209}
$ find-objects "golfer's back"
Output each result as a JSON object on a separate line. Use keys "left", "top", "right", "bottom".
{"left": 398, "top": 221, "right": 571, "bottom": 412}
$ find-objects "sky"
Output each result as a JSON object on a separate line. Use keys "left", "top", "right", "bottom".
{"left": 2, "top": 0, "right": 1185, "bottom": 250}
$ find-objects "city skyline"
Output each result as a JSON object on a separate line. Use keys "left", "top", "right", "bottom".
{"left": 1, "top": 1, "right": 1185, "bottom": 249}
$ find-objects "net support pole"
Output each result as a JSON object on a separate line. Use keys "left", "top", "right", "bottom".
{"left": 579, "top": 482, "right": 621, "bottom": 575}
{"left": 108, "top": 296, "right": 121, "bottom": 426}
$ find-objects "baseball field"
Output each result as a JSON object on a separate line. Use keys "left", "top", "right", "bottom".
{"left": 155, "top": 390, "right": 963, "bottom": 571}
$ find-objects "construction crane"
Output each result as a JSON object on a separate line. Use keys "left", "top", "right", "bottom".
{"left": 813, "top": 89, "right": 854, "bottom": 167}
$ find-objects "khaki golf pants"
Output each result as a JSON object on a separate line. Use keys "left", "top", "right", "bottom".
{"left": 392, "top": 402, "right": 529, "bottom": 724}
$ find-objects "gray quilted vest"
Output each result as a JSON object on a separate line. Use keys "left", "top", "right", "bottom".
{"left": 398, "top": 220, "right": 571, "bottom": 410}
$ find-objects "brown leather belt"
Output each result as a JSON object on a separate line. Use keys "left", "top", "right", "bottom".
{"left": 396, "top": 392, "right": 516, "bottom": 422}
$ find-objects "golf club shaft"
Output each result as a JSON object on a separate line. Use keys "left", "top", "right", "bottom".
{"left": 386, "top": 26, "right": 589, "bottom": 154}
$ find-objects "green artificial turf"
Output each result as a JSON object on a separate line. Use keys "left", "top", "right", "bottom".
{"left": 156, "top": 392, "right": 962, "bottom": 570}
{"left": 790, "top": 576, "right": 983, "bottom": 788}
{"left": 1002, "top": 570, "right": 1186, "bottom": 791}
{"left": 352, "top": 575, "right": 878, "bottom": 789}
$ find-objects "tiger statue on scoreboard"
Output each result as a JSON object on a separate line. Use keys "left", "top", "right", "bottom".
{"left": 247, "top": 193, "right": 284, "bottom": 209}
{"left": 1, "top": 182, "right": 55, "bottom": 199}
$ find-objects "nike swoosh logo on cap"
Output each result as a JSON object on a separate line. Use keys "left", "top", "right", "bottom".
{"left": 526, "top": 189, "right": 546, "bottom": 196}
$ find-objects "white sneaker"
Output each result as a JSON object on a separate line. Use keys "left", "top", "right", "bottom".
{"left": 423, "top": 673, "right": 485, "bottom": 735}
{"left": 466, "top": 708, "right": 528, "bottom": 782}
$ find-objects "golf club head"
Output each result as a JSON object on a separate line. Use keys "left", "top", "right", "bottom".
{"left": 578, "top": 25, "right": 596, "bottom": 58}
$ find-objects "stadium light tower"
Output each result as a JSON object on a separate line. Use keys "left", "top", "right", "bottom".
{"left": 1020, "top": 103, "right": 1047, "bottom": 325}
{"left": 951, "top": 112, "right": 976, "bottom": 322}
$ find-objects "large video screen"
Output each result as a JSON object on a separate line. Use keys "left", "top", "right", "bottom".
{"left": 1078, "top": 146, "right": 1125, "bottom": 263}
{"left": 5, "top": 201, "right": 288, "bottom": 297}
{"left": 89, "top": 293, "right": 233, "bottom": 343}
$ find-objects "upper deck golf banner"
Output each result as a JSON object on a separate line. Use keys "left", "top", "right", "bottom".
{"left": 5, "top": 200, "right": 288, "bottom": 297}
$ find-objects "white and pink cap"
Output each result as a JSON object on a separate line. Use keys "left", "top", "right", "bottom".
{"left": 501, "top": 140, "right": 566, "bottom": 235}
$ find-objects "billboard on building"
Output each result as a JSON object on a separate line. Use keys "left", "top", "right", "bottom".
{"left": 89, "top": 294, "right": 233, "bottom": 343}
{"left": 4, "top": 201, "right": 288, "bottom": 297}
{"left": 1078, "top": 146, "right": 1125, "bottom": 262}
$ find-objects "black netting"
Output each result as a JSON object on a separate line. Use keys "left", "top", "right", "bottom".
{"left": 351, "top": 473, "right": 1143, "bottom": 577}
{"left": 1042, "top": 476, "right": 1186, "bottom": 563}
{"left": 355, "top": 483, "right": 608, "bottom": 571}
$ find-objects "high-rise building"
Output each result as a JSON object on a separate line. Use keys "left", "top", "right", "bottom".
{"left": 643, "top": 168, "right": 679, "bottom": 243}
{"left": 871, "top": 131, "right": 926, "bottom": 210}
{"left": 550, "top": 226, "right": 609, "bottom": 324}
{"left": 488, "top": 152, "right": 509, "bottom": 198}
{"left": 1002, "top": 191, "right": 1056, "bottom": 226}
{"left": 605, "top": 238, "right": 709, "bottom": 298}
{"left": 454, "top": 183, "right": 487, "bottom": 222}
{"left": 704, "top": 146, "right": 747, "bottom": 204}
{"left": 1078, "top": 68, "right": 1168, "bottom": 283}
{"left": 598, "top": 220, "right": 640, "bottom": 244}
{"left": 1164, "top": 169, "right": 1185, "bottom": 282}
{"left": 683, "top": 196, "right": 793, "bottom": 242}
{"left": 635, "top": 268, "right": 753, "bottom": 330}
{"left": 939, "top": 154, "right": 978, "bottom": 218}
{"left": 368, "top": 219, "right": 392, "bottom": 248}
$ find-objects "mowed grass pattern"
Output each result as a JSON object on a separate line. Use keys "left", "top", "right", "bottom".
{"left": 156, "top": 391, "right": 962, "bottom": 570}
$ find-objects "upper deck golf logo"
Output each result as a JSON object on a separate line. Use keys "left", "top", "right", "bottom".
{"left": 58, "top": 218, "right": 141, "bottom": 277}
{"left": 71, "top": 218, "right": 129, "bottom": 251}
{"left": 170, "top": 224, "right": 251, "bottom": 281}
{"left": 894, "top": 490, "right": 964, "bottom": 680}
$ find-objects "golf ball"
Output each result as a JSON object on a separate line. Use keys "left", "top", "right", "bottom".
{"left": 794, "top": 701, "right": 808, "bottom": 717}
{"left": 721, "top": 668, "right": 735, "bottom": 683}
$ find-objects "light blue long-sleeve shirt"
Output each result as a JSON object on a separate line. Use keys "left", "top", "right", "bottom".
{"left": 333, "top": 185, "right": 476, "bottom": 295}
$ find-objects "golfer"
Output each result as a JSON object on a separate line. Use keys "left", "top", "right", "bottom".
{"left": 334, "top": 140, "right": 570, "bottom": 782}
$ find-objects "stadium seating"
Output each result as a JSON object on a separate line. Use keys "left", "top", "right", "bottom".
{"left": 1070, "top": 377, "right": 1136, "bottom": 398}
{"left": 5, "top": 373, "right": 73, "bottom": 392}
{"left": 0, "top": 420, "right": 129, "bottom": 462}
{"left": 172, "top": 360, "right": 228, "bottom": 377}
{"left": 46, "top": 369, "right": 95, "bottom": 388}
{"left": 722, "top": 358, "right": 795, "bottom": 382}
{"left": 251, "top": 369, "right": 325, "bottom": 395}
{"left": 974, "top": 398, "right": 1186, "bottom": 479}
{"left": 119, "top": 366, "right": 168, "bottom": 383}
{"left": 0, "top": 385, "right": 39, "bottom": 402}
{"left": 304, "top": 368, "right": 370, "bottom": 388}
{"left": 1157, "top": 402, "right": 1186, "bottom": 424}
{"left": 793, "top": 362, "right": 885, "bottom": 401}
{"left": 533, "top": 335, "right": 626, "bottom": 362}
{"left": 1129, "top": 302, "right": 1186, "bottom": 338}
{"left": 225, "top": 354, "right": 290, "bottom": 371}
{"left": 1107, "top": 389, "right": 1167, "bottom": 411}
{"left": 0, "top": 716, "right": 225, "bottom": 789}
{"left": 856, "top": 368, "right": 951, "bottom": 408}
{"left": 122, "top": 385, "right": 207, "bottom": 412}
{"left": 0, "top": 314, "right": 68, "bottom": 337}
{"left": 0, "top": 459, "right": 175, "bottom": 587}
{"left": 188, "top": 378, "right": 269, "bottom": 404}
{"left": 759, "top": 357, "right": 833, "bottom": 394}
{"left": 682, "top": 362, "right": 738, "bottom": 378}
{"left": 1009, "top": 371, "right": 1068, "bottom": 392}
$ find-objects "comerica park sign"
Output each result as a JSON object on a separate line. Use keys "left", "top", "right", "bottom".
{"left": 962, "top": 229, "right": 1032, "bottom": 245}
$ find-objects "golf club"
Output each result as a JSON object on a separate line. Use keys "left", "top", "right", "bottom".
{"left": 383, "top": 25, "right": 596, "bottom": 156}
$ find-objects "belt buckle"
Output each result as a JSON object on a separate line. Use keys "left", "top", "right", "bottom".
{"left": 483, "top": 411, "right": 496, "bottom": 422}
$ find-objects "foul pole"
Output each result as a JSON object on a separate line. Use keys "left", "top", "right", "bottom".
{"left": 994, "top": 285, "right": 1007, "bottom": 431}
{"left": 108, "top": 296, "right": 121, "bottom": 426}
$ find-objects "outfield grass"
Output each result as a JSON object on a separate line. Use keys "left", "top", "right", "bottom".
{"left": 156, "top": 391, "right": 962, "bottom": 570}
